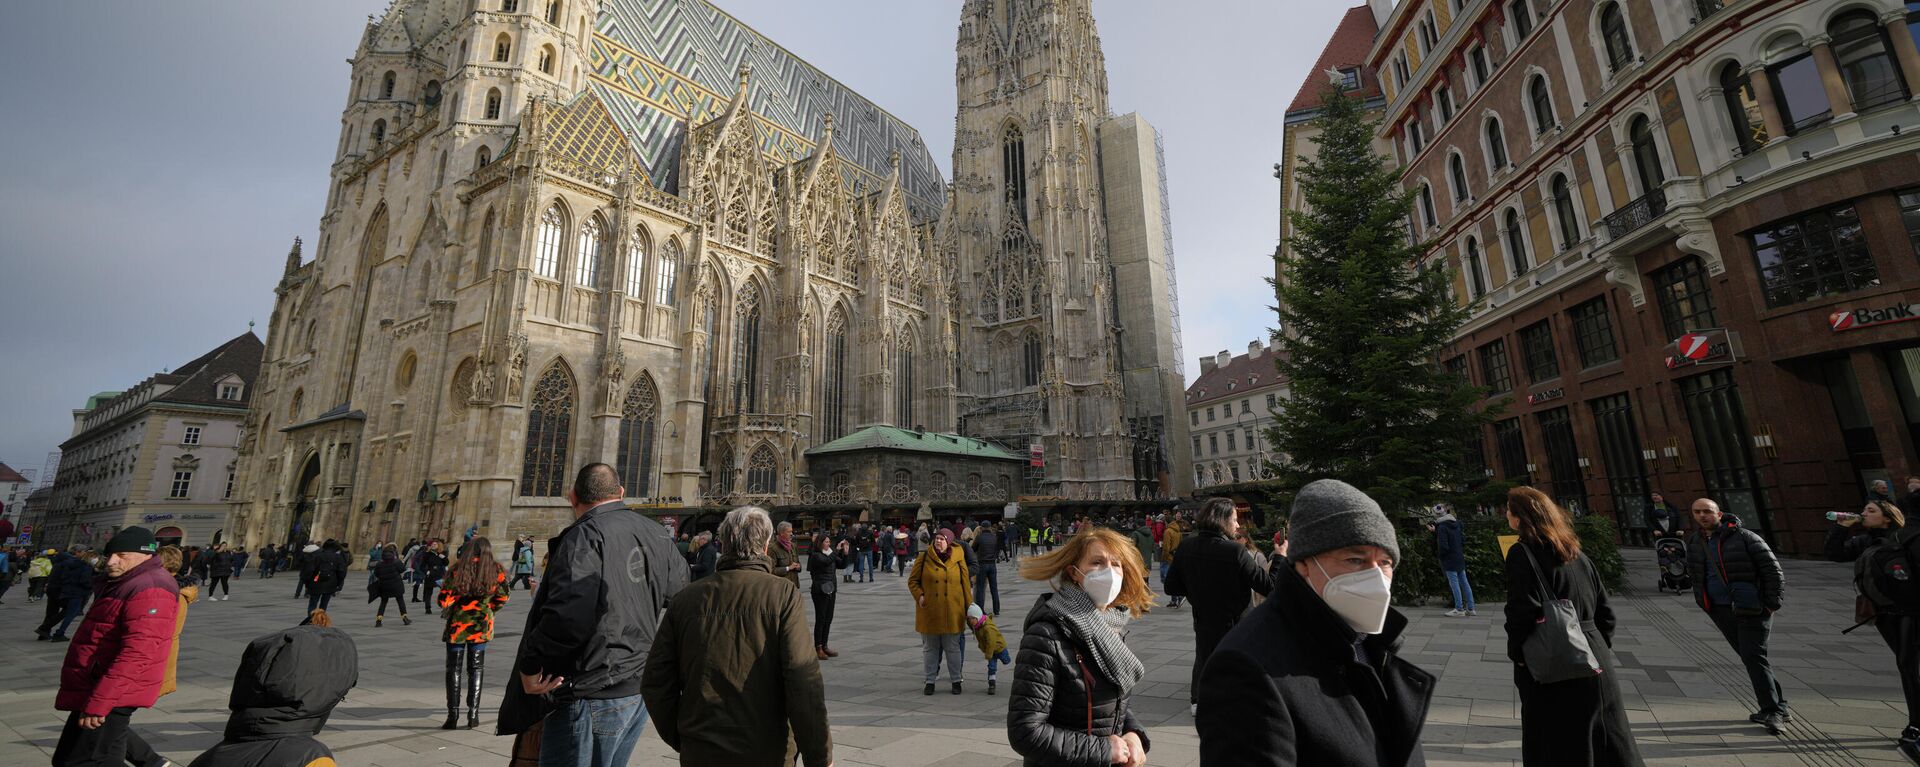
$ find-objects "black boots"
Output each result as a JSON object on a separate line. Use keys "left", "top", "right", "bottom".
{"left": 465, "top": 645, "right": 486, "bottom": 729}
{"left": 442, "top": 649, "right": 463, "bottom": 730}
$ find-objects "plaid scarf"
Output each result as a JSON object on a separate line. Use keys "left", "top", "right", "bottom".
{"left": 1048, "top": 585, "right": 1145, "bottom": 693}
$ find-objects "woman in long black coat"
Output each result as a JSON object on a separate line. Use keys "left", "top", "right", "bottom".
{"left": 807, "top": 532, "right": 850, "bottom": 659}
{"left": 369, "top": 543, "right": 410, "bottom": 626}
{"left": 1503, "top": 487, "right": 1642, "bottom": 766}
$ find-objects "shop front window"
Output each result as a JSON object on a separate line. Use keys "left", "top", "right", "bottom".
{"left": 1537, "top": 407, "right": 1587, "bottom": 514}
{"left": 1590, "top": 393, "right": 1648, "bottom": 532}
{"left": 1679, "top": 369, "right": 1770, "bottom": 542}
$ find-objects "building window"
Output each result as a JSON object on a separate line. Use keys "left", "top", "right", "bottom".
{"left": 1769, "top": 53, "right": 1830, "bottom": 133}
{"left": 493, "top": 33, "right": 512, "bottom": 62}
{"left": 1407, "top": 118, "right": 1426, "bottom": 155}
{"left": 1721, "top": 62, "right": 1769, "bottom": 154}
{"left": 1443, "top": 355, "right": 1470, "bottom": 382}
{"left": 1463, "top": 237, "right": 1487, "bottom": 298}
{"left": 545, "top": 0, "right": 562, "bottom": 25}
{"left": 1436, "top": 85, "right": 1456, "bottom": 125}
{"left": 1504, "top": 207, "right": 1530, "bottom": 275}
{"left": 574, "top": 214, "right": 604, "bottom": 287}
{"left": 1568, "top": 298, "right": 1620, "bottom": 367}
{"left": 1023, "top": 333, "right": 1043, "bottom": 387}
{"left": 1550, "top": 173, "right": 1580, "bottom": 250}
{"left": 501, "top": 0, "right": 517, "bottom": 10}
{"left": 1190, "top": 412, "right": 1199, "bottom": 426}
{"left": 1449, "top": 153, "right": 1470, "bottom": 204}
{"left": 1493, "top": 418, "right": 1528, "bottom": 481}
{"left": 1418, "top": 184, "right": 1437, "bottom": 229}
{"left": 183, "top": 426, "right": 202, "bottom": 446}
{"left": 538, "top": 46, "right": 555, "bottom": 75}
{"left": 1831, "top": 11, "right": 1909, "bottom": 111}
{"left": 1750, "top": 202, "right": 1878, "bottom": 308}
{"left": 1265, "top": 392, "right": 1277, "bottom": 409}
{"left": 1337, "top": 67, "right": 1360, "bottom": 90}
{"left": 1518, "top": 321, "right": 1560, "bottom": 383}
{"left": 1537, "top": 407, "right": 1587, "bottom": 512}
{"left": 712, "top": 447, "right": 735, "bottom": 496}
{"left": 1628, "top": 116, "right": 1665, "bottom": 195}
{"left": 1485, "top": 116, "right": 1509, "bottom": 171}
{"left": 1599, "top": 3, "right": 1634, "bottom": 73}
{"left": 732, "top": 282, "right": 764, "bottom": 413}
{"left": 1478, "top": 339, "right": 1514, "bottom": 394}
{"left": 475, "top": 145, "right": 491, "bottom": 167}
{"left": 170, "top": 471, "right": 193, "bottom": 499}
{"left": 743, "top": 445, "right": 777, "bottom": 496}
{"left": 370, "top": 119, "right": 386, "bottom": 144}
{"left": 1651, "top": 256, "right": 1718, "bottom": 339}
{"left": 224, "top": 471, "right": 235, "bottom": 499}
{"left": 624, "top": 230, "right": 648, "bottom": 296}
{"left": 1229, "top": 461, "right": 1241, "bottom": 483}
{"left": 1590, "top": 393, "right": 1648, "bottom": 527}
{"left": 655, "top": 240, "right": 680, "bottom": 307}
{"left": 484, "top": 88, "right": 502, "bottom": 120}
{"left": 1510, "top": 0, "right": 1534, "bottom": 38}
{"left": 1467, "top": 45, "right": 1491, "bottom": 91}
{"left": 1393, "top": 53, "right": 1411, "bottom": 90}
{"left": 822, "top": 309, "right": 849, "bottom": 442}
{"left": 380, "top": 71, "right": 397, "bottom": 100}
{"left": 1003, "top": 125, "right": 1028, "bottom": 224}
{"left": 1193, "top": 436, "right": 1202, "bottom": 455}
{"left": 218, "top": 384, "right": 241, "bottom": 400}
{"left": 1529, "top": 76, "right": 1556, "bottom": 135}
{"left": 1679, "top": 369, "right": 1764, "bottom": 532}
{"left": 1227, "top": 431, "right": 1237, "bottom": 452}
{"left": 617, "top": 375, "right": 658, "bottom": 497}
{"left": 895, "top": 333, "right": 916, "bottom": 428}
{"left": 521, "top": 362, "right": 576, "bottom": 497}
{"left": 534, "top": 203, "right": 564, "bottom": 279}
{"left": 1208, "top": 433, "right": 1219, "bottom": 455}
{"left": 1207, "top": 407, "right": 1215, "bottom": 422}
{"left": 1240, "top": 399, "right": 1251, "bottom": 415}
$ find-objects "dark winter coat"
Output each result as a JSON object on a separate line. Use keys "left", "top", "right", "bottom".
{"left": 186, "top": 625, "right": 357, "bottom": 767}
{"left": 974, "top": 528, "right": 1002, "bottom": 561}
{"left": 691, "top": 540, "right": 720, "bottom": 580}
{"left": 1196, "top": 563, "right": 1433, "bottom": 767}
{"left": 1163, "top": 529, "right": 1272, "bottom": 632}
{"left": 499, "top": 499, "right": 688, "bottom": 735}
{"left": 1685, "top": 513, "right": 1784, "bottom": 613}
{"left": 770, "top": 537, "right": 802, "bottom": 588}
{"left": 641, "top": 556, "right": 831, "bottom": 767}
{"left": 1502, "top": 540, "right": 1641, "bottom": 766}
{"left": 418, "top": 549, "right": 448, "bottom": 583}
{"left": 1431, "top": 516, "right": 1466, "bottom": 571}
{"left": 300, "top": 549, "right": 348, "bottom": 596}
{"left": 56, "top": 556, "right": 180, "bottom": 716}
{"left": 368, "top": 558, "right": 406, "bottom": 601}
{"left": 208, "top": 551, "right": 234, "bottom": 579}
{"left": 52, "top": 553, "right": 96, "bottom": 601}
{"left": 1007, "top": 593, "right": 1150, "bottom": 767}
{"left": 1826, "top": 523, "right": 1897, "bottom": 565}
{"left": 807, "top": 547, "right": 847, "bottom": 596}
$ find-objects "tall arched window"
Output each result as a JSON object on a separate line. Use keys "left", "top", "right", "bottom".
{"left": 822, "top": 308, "right": 849, "bottom": 441}
{"left": 500, "top": 0, "right": 517, "bottom": 11}
{"left": 1550, "top": 173, "right": 1580, "bottom": 250}
{"left": 288, "top": 388, "right": 304, "bottom": 421}
{"left": 435, "top": 150, "right": 448, "bottom": 187}
{"left": 1505, "top": 208, "right": 1531, "bottom": 275}
{"left": 448, "top": 92, "right": 461, "bottom": 123}
{"left": 546, "top": 0, "right": 563, "bottom": 25}
{"left": 1023, "top": 332, "right": 1042, "bottom": 387}
{"left": 1721, "top": 62, "right": 1768, "bottom": 154}
{"left": 1529, "top": 76, "right": 1556, "bottom": 135}
{"left": 1599, "top": 3, "right": 1634, "bottom": 72}
{"left": 1485, "top": 116, "right": 1509, "bottom": 170}
{"left": 624, "top": 228, "right": 648, "bottom": 296}
{"left": 520, "top": 362, "right": 575, "bottom": 497}
{"left": 654, "top": 240, "right": 680, "bottom": 307}
{"left": 538, "top": 45, "right": 556, "bottom": 75}
{"left": 732, "top": 282, "right": 763, "bottom": 413}
{"left": 475, "top": 145, "right": 491, "bottom": 168}
{"left": 476, "top": 209, "right": 495, "bottom": 279}
{"left": 493, "top": 33, "right": 512, "bottom": 62}
{"left": 1831, "top": 10, "right": 1909, "bottom": 110}
{"left": 1418, "top": 183, "right": 1437, "bottom": 228}
{"left": 1448, "top": 152, "right": 1470, "bottom": 203}
{"left": 1003, "top": 125, "right": 1028, "bottom": 223}
{"left": 484, "top": 88, "right": 502, "bottom": 120}
{"left": 534, "top": 203, "right": 564, "bottom": 279}
{"left": 370, "top": 119, "right": 386, "bottom": 144}
{"left": 380, "top": 71, "right": 397, "bottom": 99}
{"left": 1464, "top": 237, "right": 1488, "bottom": 298}
{"left": 713, "top": 446, "right": 735, "bottom": 496}
{"left": 574, "top": 214, "right": 603, "bottom": 287}
{"left": 746, "top": 444, "right": 777, "bottom": 495}
{"left": 1628, "top": 115, "right": 1665, "bottom": 195}
{"left": 895, "top": 331, "right": 916, "bottom": 428}
{"left": 616, "top": 374, "right": 657, "bottom": 497}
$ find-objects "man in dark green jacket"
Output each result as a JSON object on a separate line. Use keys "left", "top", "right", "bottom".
{"left": 642, "top": 506, "right": 832, "bottom": 767}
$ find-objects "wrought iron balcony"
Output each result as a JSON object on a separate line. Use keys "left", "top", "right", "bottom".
{"left": 1603, "top": 188, "right": 1668, "bottom": 241}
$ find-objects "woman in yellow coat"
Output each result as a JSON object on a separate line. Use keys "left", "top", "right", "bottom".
{"left": 909, "top": 528, "right": 973, "bottom": 695}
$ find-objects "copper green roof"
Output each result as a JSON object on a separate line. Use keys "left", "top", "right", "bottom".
{"left": 806, "top": 426, "right": 1023, "bottom": 462}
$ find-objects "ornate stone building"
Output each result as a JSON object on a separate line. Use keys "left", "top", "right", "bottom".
{"left": 228, "top": 0, "right": 1186, "bottom": 552}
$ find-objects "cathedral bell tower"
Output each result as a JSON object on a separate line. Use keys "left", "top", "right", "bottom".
{"left": 949, "top": 0, "right": 1134, "bottom": 500}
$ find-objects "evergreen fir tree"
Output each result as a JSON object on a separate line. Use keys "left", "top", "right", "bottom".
{"left": 1265, "top": 80, "right": 1500, "bottom": 516}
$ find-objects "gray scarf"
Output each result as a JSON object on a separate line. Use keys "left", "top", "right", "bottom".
{"left": 1048, "top": 585, "right": 1145, "bottom": 693}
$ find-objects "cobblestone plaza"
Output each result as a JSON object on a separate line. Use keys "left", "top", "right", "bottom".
{"left": 0, "top": 549, "right": 1914, "bottom": 766}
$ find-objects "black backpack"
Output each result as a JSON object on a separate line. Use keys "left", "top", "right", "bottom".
{"left": 1857, "top": 527, "right": 1920, "bottom": 611}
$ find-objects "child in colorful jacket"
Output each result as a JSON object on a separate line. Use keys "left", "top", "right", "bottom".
{"left": 966, "top": 604, "right": 1011, "bottom": 694}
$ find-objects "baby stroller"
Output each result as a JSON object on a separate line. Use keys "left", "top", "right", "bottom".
{"left": 1652, "top": 519, "right": 1690, "bottom": 594}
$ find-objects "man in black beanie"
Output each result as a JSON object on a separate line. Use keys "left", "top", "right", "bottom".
{"left": 1195, "top": 479, "right": 1433, "bottom": 766}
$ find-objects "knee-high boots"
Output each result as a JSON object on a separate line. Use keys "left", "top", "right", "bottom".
{"left": 465, "top": 645, "right": 486, "bottom": 730}
{"left": 441, "top": 647, "right": 464, "bottom": 730}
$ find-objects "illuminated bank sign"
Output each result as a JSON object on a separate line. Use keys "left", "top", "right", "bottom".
{"left": 1830, "top": 303, "right": 1920, "bottom": 332}
{"left": 1664, "top": 329, "right": 1738, "bottom": 370}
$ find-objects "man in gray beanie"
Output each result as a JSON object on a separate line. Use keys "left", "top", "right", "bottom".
{"left": 1194, "top": 479, "right": 1433, "bottom": 766}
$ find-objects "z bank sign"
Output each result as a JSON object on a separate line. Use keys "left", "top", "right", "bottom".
{"left": 1830, "top": 303, "right": 1920, "bottom": 332}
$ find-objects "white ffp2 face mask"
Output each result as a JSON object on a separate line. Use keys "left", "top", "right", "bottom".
{"left": 1079, "top": 566, "right": 1123, "bottom": 608}
{"left": 1315, "top": 558, "right": 1392, "bottom": 635}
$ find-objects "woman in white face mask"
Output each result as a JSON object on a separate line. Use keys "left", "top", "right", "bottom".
{"left": 1008, "top": 527, "right": 1154, "bottom": 767}
{"left": 1503, "top": 487, "right": 1641, "bottom": 766}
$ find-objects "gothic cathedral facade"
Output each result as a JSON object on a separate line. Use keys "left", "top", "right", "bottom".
{"left": 228, "top": 0, "right": 1188, "bottom": 550}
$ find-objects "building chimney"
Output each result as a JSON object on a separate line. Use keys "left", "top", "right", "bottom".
{"left": 1199, "top": 354, "right": 1218, "bottom": 374}
{"left": 1368, "top": 0, "right": 1396, "bottom": 29}
{"left": 1248, "top": 340, "right": 1263, "bottom": 358}
{"left": 1215, "top": 350, "right": 1232, "bottom": 369}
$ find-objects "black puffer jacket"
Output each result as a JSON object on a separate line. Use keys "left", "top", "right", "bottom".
{"left": 1008, "top": 593, "right": 1149, "bottom": 767}
{"left": 1685, "top": 513, "right": 1784, "bottom": 613}
{"left": 208, "top": 551, "right": 234, "bottom": 579}
{"left": 368, "top": 558, "right": 405, "bottom": 600}
{"left": 1164, "top": 529, "right": 1272, "bottom": 629}
{"left": 187, "top": 625, "right": 358, "bottom": 767}
{"left": 974, "top": 529, "right": 1002, "bottom": 561}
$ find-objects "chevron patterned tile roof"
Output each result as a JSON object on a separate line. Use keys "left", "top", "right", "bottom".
{"left": 589, "top": 0, "right": 946, "bottom": 221}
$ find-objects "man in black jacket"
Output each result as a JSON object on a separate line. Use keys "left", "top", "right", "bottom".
{"left": 971, "top": 523, "right": 1002, "bottom": 616}
{"left": 500, "top": 463, "right": 688, "bottom": 767}
{"left": 1165, "top": 497, "right": 1272, "bottom": 717}
{"left": 1196, "top": 479, "right": 1432, "bottom": 766}
{"left": 1686, "top": 497, "right": 1789, "bottom": 733}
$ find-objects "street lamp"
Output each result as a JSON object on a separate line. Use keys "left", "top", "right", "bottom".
{"left": 1235, "top": 410, "right": 1269, "bottom": 481}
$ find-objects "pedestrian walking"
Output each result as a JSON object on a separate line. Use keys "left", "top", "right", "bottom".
{"left": 301, "top": 540, "right": 347, "bottom": 615}
{"left": 690, "top": 532, "right": 719, "bottom": 581}
{"left": 973, "top": 521, "right": 1003, "bottom": 616}
{"left": 1826, "top": 499, "right": 1920, "bottom": 759}
{"left": 1164, "top": 497, "right": 1272, "bottom": 716}
{"left": 1502, "top": 487, "right": 1642, "bottom": 766}
{"left": 184, "top": 622, "right": 358, "bottom": 767}
{"left": 1196, "top": 479, "right": 1433, "bottom": 766}
{"left": 1238, "top": 529, "right": 1271, "bottom": 613}
{"left": 368, "top": 544, "right": 410, "bottom": 626}
{"left": 1126, "top": 520, "right": 1155, "bottom": 585}
{"left": 1686, "top": 496, "right": 1789, "bottom": 732}
{"left": 852, "top": 523, "right": 875, "bottom": 583}
{"left": 29, "top": 547, "right": 54, "bottom": 602}
{"left": 1431, "top": 504, "right": 1476, "bottom": 617}
{"left": 205, "top": 543, "right": 233, "bottom": 602}
{"left": 292, "top": 544, "right": 316, "bottom": 599}
{"left": 807, "top": 533, "right": 850, "bottom": 660}
{"left": 438, "top": 536, "right": 509, "bottom": 730}
{"left": 415, "top": 540, "right": 448, "bottom": 604}
{"left": 770, "top": 521, "right": 802, "bottom": 589}
{"left": 497, "top": 463, "right": 687, "bottom": 767}
{"left": 124, "top": 545, "right": 201, "bottom": 767}
{"left": 910, "top": 528, "right": 974, "bottom": 695}
{"left": 965, "top": 604, "right": 1011, "bottom": 694}
{"left": 256, "top": 544, "right": 276, "bottom": 578}
{"left": 893, "top": 528, "right": 913, "bottom": 579}
{"left": 50, "top": 527, "right": 179, "bottom": 767}
{"left": 509, "top": 538, "right": 536, "bottom": 591}
{"left": 37, "top": 545, "right": 97, "bottom": 642}
{"left": 1159, "top": 516, "right": 1185, "bottom": 608}
{"left": 1008, "top": 525, "right": 1153, "bottom": 766}
{"left": 641, "top": 506, "right": 833, "bottom": 766}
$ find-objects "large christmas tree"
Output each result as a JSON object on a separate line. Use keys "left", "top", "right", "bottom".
{"left": 1267, "top": 80, "right": 1499, "bottom": 516}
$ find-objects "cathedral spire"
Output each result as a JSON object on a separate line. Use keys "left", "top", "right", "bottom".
{"left": 284, "top": 236, "right": 303, "bottom": 277}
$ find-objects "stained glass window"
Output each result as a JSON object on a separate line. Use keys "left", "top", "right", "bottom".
{"left": 521, "top": 362, "right": 575, "bottom": 497}
{"left": 617, "top": 374, "right": 657, "bottom": 497}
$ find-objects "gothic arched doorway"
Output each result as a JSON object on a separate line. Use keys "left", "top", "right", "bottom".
{"left": 287, "top": 453, "right": 321, "bottom": 548}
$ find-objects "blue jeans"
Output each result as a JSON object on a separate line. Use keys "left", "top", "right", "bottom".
{"left": 986, "top": 648, "right": 1012, "bottom": 679}
{"left": 973, "top": 565, "right": 1000, "bottom": 614}
{"left": 540, "top": 694, "right": 650, "bottom": 767}
{"left": 854, "top": 551, "right": 872, "bottom": 580}
{"left": 1444, "top": 569, "right": 1475, "bottom": 611}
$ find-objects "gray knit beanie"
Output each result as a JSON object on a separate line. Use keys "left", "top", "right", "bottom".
{"left": 1287, "top": 479, "right": 1400, "bottom": 563}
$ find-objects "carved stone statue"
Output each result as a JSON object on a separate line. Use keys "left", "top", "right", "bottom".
{"left": 602, "top": 348, "right": 628, "bottom": 412}
{"left": 504, "top": 334, "right": 529, "bottom": 401}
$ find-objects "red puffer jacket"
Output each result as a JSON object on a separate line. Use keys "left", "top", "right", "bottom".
{"left": 57, "top": 555, "right": 181, "bottom": 716}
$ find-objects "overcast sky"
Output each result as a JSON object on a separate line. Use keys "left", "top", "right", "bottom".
{"left": 0, "top": 0, "right": 1353, "bottom": 475}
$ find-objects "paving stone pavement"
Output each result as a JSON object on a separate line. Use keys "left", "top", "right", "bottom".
{"left": 0, "top": 548, "right": 1913, "bottom": 766}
